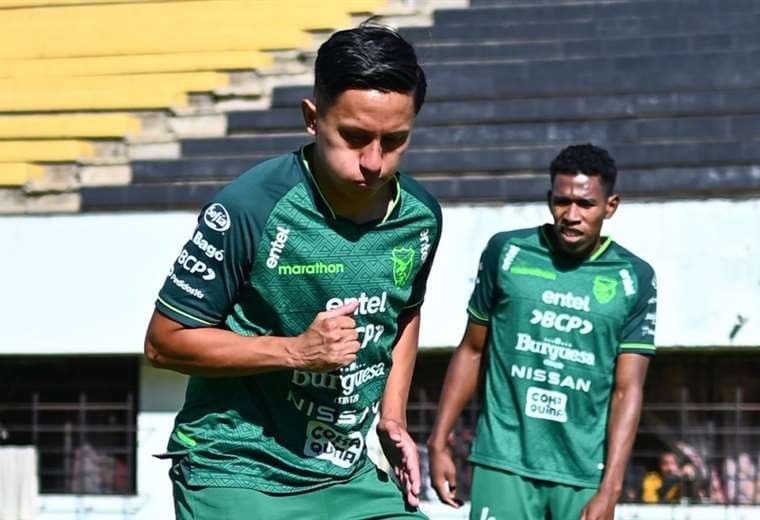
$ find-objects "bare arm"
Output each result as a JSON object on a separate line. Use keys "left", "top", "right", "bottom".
{"left": 427, "top": 321, "right": 488, "bottom": 507}
{"left": 380, "top": 308, "right": 421, "bottom": 426}
{"left": 144, "top": 301, "right": 361, "bottom": 377}
{"left": 580, "top": 353, "right": 650, "bottom": 520}
{"left": 378, "top": 308, "right": 423, "bottom": 506}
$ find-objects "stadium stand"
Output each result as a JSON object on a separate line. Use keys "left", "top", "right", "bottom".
{"left": 4, "top": 0, "right": 760, "bottom": 212}
{"left": 73, "top": 0, "right": 760, "bottom": 212}
{"left": 0, "top": 0, "right": 399, "bottom": 209}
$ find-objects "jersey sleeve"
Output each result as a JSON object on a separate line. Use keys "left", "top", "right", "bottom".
{"left": 466, "top": 234, "right": 504, "bottom": 326}
{"left": 619, "top": 263, "right": 657, "bottom": 356}
{"left": 156, "top": 197, "right": 256, "bottom": 328}
{"left": 405, "top": 209, "right": 443, "bottom": 309}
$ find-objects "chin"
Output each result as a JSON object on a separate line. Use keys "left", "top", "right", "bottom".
{"left": 558, "top": 240, "right": 590, "bottom": 257}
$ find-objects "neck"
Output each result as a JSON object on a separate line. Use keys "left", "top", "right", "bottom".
{"left": 308, "top": 149, "right": 394, "bottom": 224}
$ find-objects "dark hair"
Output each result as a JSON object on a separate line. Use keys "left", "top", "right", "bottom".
{"left": 550, "top": 143, "right": 618, "bottom": 194}
{"left": 314, "top": 22, "right": 426, "bottom": 114}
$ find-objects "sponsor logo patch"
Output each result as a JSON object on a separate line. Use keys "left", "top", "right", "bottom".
{"left": 177, "top": 249, "right": 216, "bottom": 281}
{"left": 192, "top": 231, "right": 224, "bottom": 262}
{"left": 168, "top": 273, "right": 205, "bottom": 299}
{"left": 266, "top": 226, "right": 290, "bottom": 269}
{"left": 620, "top": 269, "right": 636, "bottom": 297}
{"left": 278, "top": 262, "right": 344, "bottom": 276}
{"left": 203, "top": 203, "right": 230, "bottom": 232}
{"left": 593, "top": 275, "right": 618, "bottom": 304}
{"left": 419, "top": 229, "right": 431, "bottom": 262}
{"left": 501, "top": 245, "right": 520, "bottom": 271}
{"left": 325, "top": 292, "right": 388, "bottom": 316}
{"left": 391, "top": 247, "right": 415, "bottom": 288}
{"left": 515, "top": 333, "right": 595, "bottom": 366}
{"left": 542, "top": 290, "right": 590, "bottom": 312}
{"left": 530, "top": 309, "right": 593, "bottom": 334}
{"left": 304, "top": 420, "right": 364, "bottom": 468}
{"left": 526, "top": 386, "right": 568, "bottom": 423}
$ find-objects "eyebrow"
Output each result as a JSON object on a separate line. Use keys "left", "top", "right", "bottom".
{"left": 338, "top": 125, "right": 410, "bottom": 137}
{"left": 552, "top": 194, "right": 598, "bottom": 204}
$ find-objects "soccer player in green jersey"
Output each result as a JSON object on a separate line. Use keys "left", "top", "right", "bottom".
{"left": 144, "top": 24, "right": 441, "bottom": 520}
{"left": 428, "top": 144, "right": 656, "bottom": 520}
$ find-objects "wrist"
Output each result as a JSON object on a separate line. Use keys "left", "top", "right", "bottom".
{"left": 378, "top": 416, "right": 406, "bottom": 430}
{"left": 281, "top": 336, "right": 302, "bottom": 369}
{"left": 598, "top": 481, "right": 623, "bottom": 500}
{"left": 427, "top": 432, "right": 448, "bottom": 451}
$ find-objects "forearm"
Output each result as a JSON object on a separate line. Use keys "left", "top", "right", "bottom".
{"left": 599, "top": 385, "right": 644, "bottom": 497}
{"left": 428, "top": 341, "right": 483, "bottom": 449}
{"left": 145, "top": 311, "right": 296, "bottom": 377}
{"left": 381, "top": 310, "right": 420, "bottom": 428}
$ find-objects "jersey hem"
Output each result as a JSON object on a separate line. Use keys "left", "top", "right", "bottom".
{"left": 182, "top": 459, "right": 375, "bottom": 494}
{"left": 155, "top": 297, "right": 215, "bottom": 328}
{"left": 403, "top": 298, "right": 424, "bottom": 309}
{"left": 466, "top": 307, "right": 489, "bottom": 325}
{"left": 619, "top": 343, "right": 657, "bottom": 356}
{"left": 468, "top": 453, "right": 601, "bottom": 489}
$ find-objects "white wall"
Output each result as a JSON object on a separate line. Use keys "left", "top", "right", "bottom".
{"left": 2, "top": 199, "right": 759, "bottom": 354}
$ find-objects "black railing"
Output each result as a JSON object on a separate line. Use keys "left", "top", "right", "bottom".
{"left": 407, "top": 386, "right": 760, "bottom": 505}
{"left": 0, "top": 392, "right": 136, "bottom": 495}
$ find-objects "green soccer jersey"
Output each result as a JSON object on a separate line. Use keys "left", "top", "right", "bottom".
{"left": 155, "top": 146, "right": 441, "bottom": 493}
{"left": 467, "top": 225, "right": 656, "bottom": 488}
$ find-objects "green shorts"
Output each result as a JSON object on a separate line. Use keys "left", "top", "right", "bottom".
{"left": 172, "top": 464, "right": 427, "bottom": 520}
{"left": 469, "top": 464, "right": 596, "bottom": 520}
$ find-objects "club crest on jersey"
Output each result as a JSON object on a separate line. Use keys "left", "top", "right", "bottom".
{"left": 592, "top": 275, "right": 618, "bottom": 304}
{"left": 391, "top": 247, "right": 415, "bottom": 288}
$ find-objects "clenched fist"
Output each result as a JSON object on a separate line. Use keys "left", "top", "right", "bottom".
{"left": 287, "top": 301, "right": 361, "bottom": 372}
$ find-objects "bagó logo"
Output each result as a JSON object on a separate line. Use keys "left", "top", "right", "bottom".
{"left": 203, "top": 203, "right": 230, "bottom": 232}
{"left": 391, "top": 247, "right": 415, "bottom": 288}
{"left": 593, "top": 275, "right": 618, "bottom": 304}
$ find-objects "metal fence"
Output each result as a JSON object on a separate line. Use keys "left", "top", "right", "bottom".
{"left": 406, "top": 385, "right": 760, "bottom": 505}
{"left": 0, "top": 393, "right": 136, "bottom": 495}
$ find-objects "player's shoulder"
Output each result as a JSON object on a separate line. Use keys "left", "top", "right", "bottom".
{"left": 398, "top": 172, "right": 442, "bottom": 225}
{"left": 478, "top": 227, "right": 539, "bottom": 269}
{"left": 205, "top": 151, "right": 305, "bottom": 222}
{"left": 486, "top": 226, "right": 539, "bottom": 251}
{"left": 607, "top": 241, "right": 656, "bottom": 282}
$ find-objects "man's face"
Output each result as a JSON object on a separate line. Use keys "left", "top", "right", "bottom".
{"left": 302, "top": 89, "right": 415, "bottom": 199}
{"left": 659, "top": 453, "right": 681, "bottom": 478}
{"left": 548, "top": 172, "right": 619, "bottom": 258}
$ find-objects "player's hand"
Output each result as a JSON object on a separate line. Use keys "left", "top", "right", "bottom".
{"left": 428, "top": 440, "right": 462, "bottom": 508}
{"left": 288, "top": 301, "right": 360, "bottom": 372}
{"left": 579, "top": 489, "right": 617, "bottom": 520}
{"left": 428, "top": 438, "right": 462, "bottom": 508}
{"left": 377, "top": 418, "right": 421, "bottom": 507}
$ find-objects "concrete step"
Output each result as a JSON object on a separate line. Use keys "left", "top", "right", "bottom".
{"left": 127, "top": 140, "right": 760, "bottom": 185}
{"left": 79, "top": 162, "right": 760, "bottom": 210}
{"left": 401, "top": 12, "right": 758, "bottom": 44}
{"left": 185, "top": 114, "right": 760, "bottom": 159}
{"left": 416, "top": 31, "right": 760, "bottom": 64}
{"left": 435, "top": 0, "right": 758, "bottom": 26}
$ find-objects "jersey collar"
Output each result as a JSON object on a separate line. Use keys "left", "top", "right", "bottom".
{"left": 299, "top": 144, "right": 401, "bottom": 225}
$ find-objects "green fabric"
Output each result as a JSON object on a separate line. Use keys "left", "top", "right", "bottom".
{"left": 172, "top": 464, "right": 428, "bottom": 520}
{"left": 469, "top": 464, "right": 596, "bottom": 520}
{"left": 156, "top": 146, "right": 442, "bottom": 493}
{"left": 467, "top": 225, "right": 657, "bottom": 488}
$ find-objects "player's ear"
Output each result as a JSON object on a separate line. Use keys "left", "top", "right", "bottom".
{"left": 546, "top": 189, "right": 553, "bottom": 210}
{"left": 604, "top": 193, "right": 620, "bottom": 219}
{"left": 301, "top": 98, "right": 318, "bottom": 137}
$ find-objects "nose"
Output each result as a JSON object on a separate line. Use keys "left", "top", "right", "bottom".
{"left": 359, "top": 140, "right": 382, "bottom": 175}
{"left": 565, "top": 203, "right": 581, "bottom": 222}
